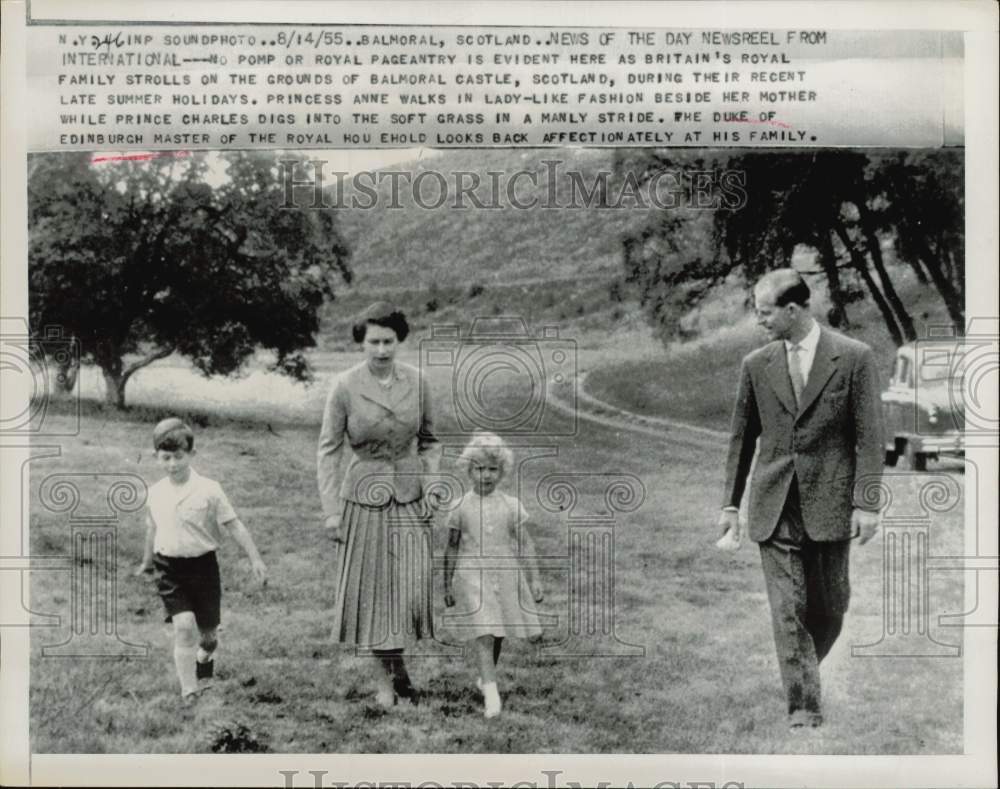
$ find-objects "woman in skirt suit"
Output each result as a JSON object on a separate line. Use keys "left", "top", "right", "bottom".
{"left": 317, "top": 302, "right": 442, "bottom": 706}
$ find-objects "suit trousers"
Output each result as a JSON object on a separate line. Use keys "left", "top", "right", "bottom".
{"left": 759, "top": 478, "right": 851, "bottom": 715}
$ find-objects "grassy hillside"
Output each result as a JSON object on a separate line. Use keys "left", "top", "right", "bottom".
{"left": 315, "top": 148, "right": 651, "bottom": 350}
{"left": 585, "top": 264, "right": 955, "bottom": 430}
{"left": 333, "top": 148, "right": 644, "bottom": 290}
{"left": 71, "top": 148, "right": 963, "bottom": 419}
{"left": 318, "top": 148, "right": 960, "bottom": 365}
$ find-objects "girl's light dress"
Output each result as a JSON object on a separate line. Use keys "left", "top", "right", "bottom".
{"left": 446, "top": 490, "right": 543, "bottom": 639}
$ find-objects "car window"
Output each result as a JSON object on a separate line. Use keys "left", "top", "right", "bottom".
{"left": 918, "top": 348, "right": 961, "bottom": 384}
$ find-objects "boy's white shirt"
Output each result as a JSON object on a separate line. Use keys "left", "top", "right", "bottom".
{"left": 147, "top": 468, "right": 237, "bottom": 557}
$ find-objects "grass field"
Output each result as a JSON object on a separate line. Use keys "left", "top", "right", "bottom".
{"left": 28, "top": 340, "right": 965, "bottom": 754}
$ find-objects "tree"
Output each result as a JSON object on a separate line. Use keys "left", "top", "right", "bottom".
{"left": 29, "top": 151, "right": 351, "bottom": 408}
{"left": 616, "top": 149, "right": 965, "bottom": 348}
{"left": 616, "top": 151, "right": 728, "bottom": 341}
{"left": 869, "top": 151, "right": 965, "bottom": 335}
{"left": 715, "top": 151, "right": 919, "bottom": 346}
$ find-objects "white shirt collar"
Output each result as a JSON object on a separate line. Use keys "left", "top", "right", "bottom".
{"left": 785, "top": 319, "right": 820, "bottom": 354}
{"left": 159, "top": 467, "right": 201, "bottom": 500}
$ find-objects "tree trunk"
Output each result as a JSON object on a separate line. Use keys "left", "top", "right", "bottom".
{"left": 815, "top": 231, "right": 850, "bottom": 328}
{"left": 906, "top": 257, "right": 930, "bottom": 284}
{"left": 97, "top": 344, "right": 174, "bottom": 409}
{"left": 917, "top": 241, "right": 965, "bottom": 335}
{"left": 101, "top": 368, "right": 128, "bottom": 409}
{"left": 857, "top": 206, "right": 917, "bottom": 341}
{"left": 833, "top": 224, "right": 905, "bottom": 346}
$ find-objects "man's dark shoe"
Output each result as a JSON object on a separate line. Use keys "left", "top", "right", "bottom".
{"left": 789, "top": 709, "right": 823, "bottom": 730}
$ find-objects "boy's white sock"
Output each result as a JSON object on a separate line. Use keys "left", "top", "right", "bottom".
{"left": 174, "top": 644, "right": 199, "bottom": 696}
{"left": 482, "top": 681, "right": 502, "bottom": 718}
{"left": 196, "top": 647, "right": 214, "bottom": 664}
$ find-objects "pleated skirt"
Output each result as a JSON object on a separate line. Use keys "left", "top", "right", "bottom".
{"left": 331, "top": 498, "right": 434, "bottom": 650}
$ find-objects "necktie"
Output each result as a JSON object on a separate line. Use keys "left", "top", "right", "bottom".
{"left": 788, "top": 344, "right": 806, "bottom": 407}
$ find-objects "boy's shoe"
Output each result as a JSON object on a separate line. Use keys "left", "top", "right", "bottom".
{"left": 196, "top": 659, "right": 214, "bottom": 680}
{"left": 181, "top": 689, "right": 203, "bottom": 706}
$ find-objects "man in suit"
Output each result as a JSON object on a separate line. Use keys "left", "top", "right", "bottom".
{"left": 718, "top": 269, "right": 884, "bottom": 729}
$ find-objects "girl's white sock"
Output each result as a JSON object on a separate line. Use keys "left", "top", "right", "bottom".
{"left": 174, "top": 644, "right": 199, "bottom": 696}
{"left": 482, "top": 681, "right": 502, "bottom": 718}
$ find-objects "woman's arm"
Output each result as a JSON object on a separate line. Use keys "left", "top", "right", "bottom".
{"left": 317, "top": 377, "right": 349, "bottom": 529}
{"left": 417, "top": 373, "right": 442, "bottom": 474}
{"left": 513, "top": 509, "right": 544, "bottom": 602}
{"left": 443, "top": 527, "right": 461, "bottom": 607}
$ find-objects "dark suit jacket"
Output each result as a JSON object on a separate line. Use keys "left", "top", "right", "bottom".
{"left": 722, "top": 326, "right": 884, "bottom": 542}
{"left": 317, "top": 361, "right": 441, "bottom": 514}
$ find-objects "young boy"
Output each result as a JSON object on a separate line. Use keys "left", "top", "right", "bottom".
{"left": 135, "top": 417, "right": 267, "bottom": 702}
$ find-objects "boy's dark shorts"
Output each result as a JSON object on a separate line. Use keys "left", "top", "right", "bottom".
{"left": 153, "top": 551, "right": 221, "bottom": 628}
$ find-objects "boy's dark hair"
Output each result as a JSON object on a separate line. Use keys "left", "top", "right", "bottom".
{"left": 153, "top": 418, "right": 194, "bottom": 452}
{"left": 351, "top": 301, "right": 410, "bottom": 343}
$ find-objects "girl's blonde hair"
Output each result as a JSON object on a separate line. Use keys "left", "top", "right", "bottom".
{"left": 457, "top": 431, "right": 513, "bottom": 477}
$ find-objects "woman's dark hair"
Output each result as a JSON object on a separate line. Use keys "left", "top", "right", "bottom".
{"left": 351, "top": 301, "right": 410, "bottom": 343}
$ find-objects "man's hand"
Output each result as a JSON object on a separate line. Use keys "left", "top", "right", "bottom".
{"left": 324, "top": 514, "right": 344, "bottom": 544}
{"left": 530, "top": 580, "right": 544, "bottom": 603}
{"left": 717, "top": 508, "right": 741, "bottom": 540}
{"left": 443, "top": 589, "right": 455, "bottom": 608}
{"left": 852, "top": 508, "right": 881, "bottom": 545}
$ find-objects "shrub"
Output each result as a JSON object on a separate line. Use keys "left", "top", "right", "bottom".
{"left": 207, "top": 721, "right": 268, "bottom": 753}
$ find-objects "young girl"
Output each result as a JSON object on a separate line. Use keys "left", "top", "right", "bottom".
{"left": 443, "top": 432, "right": 545, "bottom": 718}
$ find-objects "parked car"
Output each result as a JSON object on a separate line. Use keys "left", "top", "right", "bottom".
{"left": 881, "top": 342, "right": 965, "bottom": 470}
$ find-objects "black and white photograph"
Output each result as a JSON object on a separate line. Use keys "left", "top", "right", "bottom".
{"left": 1, "top": 2, "right": 997, "bottom": 788}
